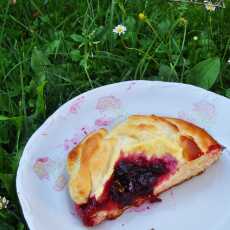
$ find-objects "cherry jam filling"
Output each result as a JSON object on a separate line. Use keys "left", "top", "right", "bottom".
{"left": 76, "top": 154, "right": 177, "bottom": 226}
{"left": 110, "top": 158, "right": 166, "bottom": 205}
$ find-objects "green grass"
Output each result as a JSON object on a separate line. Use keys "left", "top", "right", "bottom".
{"left": 0, "top": 0, "right": 230, "bottom": 228}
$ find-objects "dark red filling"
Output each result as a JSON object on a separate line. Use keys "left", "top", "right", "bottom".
{"left": 75, "top": 154, "right": 177, "bottom": 226}
{"left": 110, "top": 157, "right": 167, "bottom": 205}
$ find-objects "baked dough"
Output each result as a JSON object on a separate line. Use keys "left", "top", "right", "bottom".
{"left": 67, "top": 115, "right": 222, "bottom": 226}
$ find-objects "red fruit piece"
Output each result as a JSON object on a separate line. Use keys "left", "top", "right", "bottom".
{"left": 180, "top": 135, "right": 203, "bottom": 161}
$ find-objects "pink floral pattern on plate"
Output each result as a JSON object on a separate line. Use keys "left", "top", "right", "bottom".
{"left": 62, "top": 125, "right": 96, "bottom": 151}
{"left": 33, "top": 157, "right": 55, "bottom": 180}
{"left": 95, "top": 116, "right": 113, "bottom": 127}
{"left": 33, "top": 156, "right": 67, "bottom": 191}
{"left": 53, "top": 175, "right": 68, "bottom": 191}
{"left": 192, "top": 100, "right": 216, "bottom": 121}
{"left": 69, "top": 96, "right": 85, "bottom": 114}
{"left": 64, "top": 135, "right": 81, "bottom": 151}
{"left": 177, "top": 100, "right": 216, "bottom": 128}
{"left": 96, "top": 96, "right": 121, "bottom": 113}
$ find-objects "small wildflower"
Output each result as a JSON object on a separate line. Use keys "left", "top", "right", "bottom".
{"left": 10, "top": 0, "right": 16, "bottom": 4}
{"left": 138, "top": 12, "right": 146, "bottom": 21}
{"left": 179, "top": 17, "right": 188, "bottom": 26}
{"left": 113, "top": 24, "right": 127, "bottom": 36}
{"left": 204, "top": 1, "right": 216, "bottom": 11}
{"left": 0, "top": 196, "right": 9, "bottom": 210}
{"left": 193, "top": 36, "right": 198, "bottom": 41}
{"left": 228, "top": 58, "right": 230, "bottom": 64}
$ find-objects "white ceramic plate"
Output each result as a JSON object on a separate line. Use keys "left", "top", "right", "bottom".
{"left": 17, "top": 80, "right": 230, "bottom": 230}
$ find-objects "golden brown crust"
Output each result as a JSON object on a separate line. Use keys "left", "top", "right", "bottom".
{"left": 67, "top": 129, "right": 109, "bottom": 203}
{"left": 67, "top": 129, "right": 107, "bottom": 174}
{"left": 67, "top": 114, "right": 222, "bottom": 205}
{"left": 165, "top": 117, "right": 220, "bottom": 154}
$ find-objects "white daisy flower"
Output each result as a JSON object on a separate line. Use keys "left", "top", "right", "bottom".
{"left": 0, "top": 196, "right": 9, "bottom": 210}
{"left": 228, "top": 58, "right": 230, "bottom": 64}
{"left": 204, "top": 1, "right": 216, "bottom": 11}
{"left": 113, "top": 24, "right": 127, "bottom": 36}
